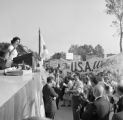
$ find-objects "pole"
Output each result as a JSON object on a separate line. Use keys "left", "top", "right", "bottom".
{"left": 39, "top": 28, "right": 41, "bottom": 57}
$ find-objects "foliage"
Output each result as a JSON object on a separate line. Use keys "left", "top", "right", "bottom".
{"left": 94, "top": 44, "right": 104, "bottom": 58}
{"left": 68, "top": 45, "right": 79, "bottom": 55}
{"left": 0, "top": 42, "right": 31, "bottom": 55}
{"left": 0, "top": 42, "right": 10, "bottom": 51}
{"left": 68, "top": 44, "right": 104, "bottom": 60}
{"left": 51, "top": 52, "right": 66, "bottom": 59}
{"left": 17, "top": 44, "right": 32, "bottom": 56}
{"left": 105, "top": 0, "right": 123, "bottom": 52}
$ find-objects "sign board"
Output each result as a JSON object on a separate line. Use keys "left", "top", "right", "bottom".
{"left": 66, "top": 53, "right": 73, "bottom": 60}
{"left": 46, "top": 53, "right": 123, "bottom": 75}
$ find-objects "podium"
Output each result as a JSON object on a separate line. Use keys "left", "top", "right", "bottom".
{"left": 13, "top": 53, "right": 33, "bottom": 66}
{"left": 0, "top": 53, "right": 37, "bottom": 71}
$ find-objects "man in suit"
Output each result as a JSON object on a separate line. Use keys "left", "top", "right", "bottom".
{"left": 42, "top": 76, "right": 58, "bottom": 120}
{"left": 112, "top": 80, "right": 123, "bottom": 120}
{"left": 82, "top": 84, "right": 111, "bottom": 120}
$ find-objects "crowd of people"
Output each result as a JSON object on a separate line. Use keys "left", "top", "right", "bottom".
{"left": 42, "top": 66, "right": 123, "bottom": 120}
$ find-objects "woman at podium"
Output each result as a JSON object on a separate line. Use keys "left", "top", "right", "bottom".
{"left": 5, "top": 37, "right": 20, "bottom": 60}
{"left": 4, "top": 36, "right": 20, "bottom": 67}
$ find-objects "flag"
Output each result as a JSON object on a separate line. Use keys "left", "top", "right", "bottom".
{"left": 38, "top": 29, "right": 49, "bottom": 61}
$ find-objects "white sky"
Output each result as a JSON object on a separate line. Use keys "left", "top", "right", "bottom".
{"left": 0, "top": 0, "right": 120, "bottom": 55}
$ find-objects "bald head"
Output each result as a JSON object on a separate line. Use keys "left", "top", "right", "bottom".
{"left": 93, "top": 84, "right": 104, "bottom": 98}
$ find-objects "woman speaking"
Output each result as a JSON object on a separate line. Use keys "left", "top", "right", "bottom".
{"left": 4, "top": 36, "right": 20, "bottom": 67}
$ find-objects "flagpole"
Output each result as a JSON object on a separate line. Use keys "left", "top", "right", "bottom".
{"left": 38, "top": 28, "right": 44, "bottom": 66}
{"left": 39, "top": 28, "right": 41, "bottom": 57}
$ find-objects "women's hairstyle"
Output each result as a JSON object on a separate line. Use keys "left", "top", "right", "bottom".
{"left": 47, "top": 76, "right": 54, "bottom": 83}
{"left": 11, "top": 37, "right": 20, "bottom": 44}
{"left": 90, "top": 75, "right": 98, "bottom": 85}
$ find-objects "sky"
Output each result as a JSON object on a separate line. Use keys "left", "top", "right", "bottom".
{"left": 0, "top": 0, "right": 120, "bottom": 56}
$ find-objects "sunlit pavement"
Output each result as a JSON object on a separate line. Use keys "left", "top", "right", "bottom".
{"left": 54, "top": 105, "right": 73, "bottom": 120}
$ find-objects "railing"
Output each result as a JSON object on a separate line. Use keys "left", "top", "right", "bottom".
{"left": 0, "top": 72, "right": 46, "bottom": 120}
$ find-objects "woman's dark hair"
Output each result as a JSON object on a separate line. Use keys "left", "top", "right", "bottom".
{"left": 11, "top": 37, "right": 20, "bottom": 44}
{"left": 117, "top": 85, "right": 123, "bottom": 94}
{"left": 47, "top": 76, "right": 54, "bottom": 83}
{"left": 90, "top": 75, "right": 98, "bottom": 85}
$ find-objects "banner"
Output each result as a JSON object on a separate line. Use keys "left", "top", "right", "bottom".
{"left": 46, "top": 53, "right": 123, "bottom": 74}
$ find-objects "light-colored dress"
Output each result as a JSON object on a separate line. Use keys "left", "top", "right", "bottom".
{"left": 7, "top": 45, "right": 18, "bottom": 60}
{"left": 5, "top": 45, "right": 18, "bottom": 68}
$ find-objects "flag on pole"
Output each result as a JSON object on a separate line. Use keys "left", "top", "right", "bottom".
{"left": 38, "top": 29, "right": 49, "bottom": 61}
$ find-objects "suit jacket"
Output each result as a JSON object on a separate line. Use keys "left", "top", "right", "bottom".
{"left": 94, "top": 97, "right": 112, "bottom": 120}
{"left": 87, "top": 87, "right": 95, "bottom": 102}
{"left": 112, "top": 111, "right": 123, "bottom": 120}
{"left": 82, "top": 96, "right": 111, "bottom": 120}
{"left": 82, "top": 102, "right": 97, "bottom": 120}
{"left": 117, "top": 96, "right": 123, "bottom": 112}
{"left": 42, "top": 84, "right": 58, "bottom": 113}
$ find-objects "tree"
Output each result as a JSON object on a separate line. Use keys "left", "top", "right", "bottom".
{"left": 17, "top": 44, "right": 32, "bottom": 56}
{"left": 105, "top": 0, "right": 123, "bottom": 52}
{"left": 0, "top": 42, "right": 9, "bottom": 51}
{"left": 94, "top": 44, "right": 104, "bottom": 58}
{"left": 68, "top": 44, "right": 104, "bottom": 60}
{"left": 68, "top": 45, "right": 79, "bottom": 55}
{"left": 51, "top": 52, "right": 66, "bottom": 59}
{"left": 77, "top": 45, "right": 94, "bottom": 60}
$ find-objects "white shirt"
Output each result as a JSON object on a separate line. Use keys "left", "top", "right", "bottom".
{"left": 95, "top": 96, "right": 102, "bottom": 101}
{"left": 68, "top": 80, "right": 73, "bottom": 89}
{"left": 8, "top": 45, "right": 18, "bottom": 60}
{"left": 72, "top": 80, "right": 84, "bottom": 95}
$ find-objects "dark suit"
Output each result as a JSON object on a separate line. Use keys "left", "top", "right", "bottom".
{"left": 82, "top": 97, "right": 111, "bottom": 120}
{"left": 42, "top": 84, "right": 58, "bottom": 119}
{"left": 112, "top": 111, "right": 123, "bottom": 120}
{"left": 94, "top": 97, "right": 111, "bottom": 120}
{"left": 87, "top": 87, "right": 95, "bottom": 102}
{"left": 53, "top": 87, "right": 61, "bottom": 109}
{"left": 117, "top": 96, "right": 123, "bottom": 112}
